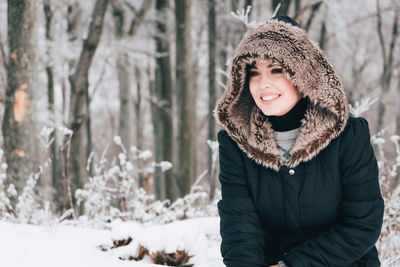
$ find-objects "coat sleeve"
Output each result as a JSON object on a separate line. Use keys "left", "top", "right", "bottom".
{"left": 217, "top": 130, "right": 266, "bottom": 267}
{"left": 282, "top": 117, "right": 384, "bottom": 266}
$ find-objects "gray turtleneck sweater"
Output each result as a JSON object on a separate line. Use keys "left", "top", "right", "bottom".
{"left": 274, "top": 127, "right": 301, "bottom": 163}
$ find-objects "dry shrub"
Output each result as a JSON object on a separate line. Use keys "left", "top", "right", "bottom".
{"left": 113, "top": 236, "right": 132, "bottom": 248}
{"left": 150, "top": 249, "right": 194, "bottom": 267}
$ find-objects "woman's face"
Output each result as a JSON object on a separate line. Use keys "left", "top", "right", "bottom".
{"left": 248, "top": 60, "right": 300, "bottom": 116}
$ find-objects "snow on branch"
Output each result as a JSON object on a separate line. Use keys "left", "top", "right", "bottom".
{"left": 349, "top": 97, "right": 378, "bottom": 117}
{"left": 230, "top": 5, "right": 256, "bottom": 28}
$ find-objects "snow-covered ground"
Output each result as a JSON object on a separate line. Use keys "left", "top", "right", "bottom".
{"left": 0, "top": 217, "right": 223, "bottom": 267}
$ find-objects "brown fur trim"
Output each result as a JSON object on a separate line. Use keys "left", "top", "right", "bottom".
{"left": 214, "top": 20, "right": 349, "bottom": 171}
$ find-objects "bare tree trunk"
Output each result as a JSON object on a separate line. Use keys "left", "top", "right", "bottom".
{"left": 376, "top": 0, "right": 398, "bottom": 132}
{"left": 2, "top": 0, "right": 36, "bottom": 200}
{"left": 111, "top": 0, "right": 153, "bottom": 197}
{"left": 397, "top": 77, "right": 400, "bottom": 137}
{"left": 66, "top": 0, "right": 109, "bottom": 212}
{"left": 151, "top": 0, "right": 176, "bottom": 201}
{"left": 117, "top": 59, "right": 131, "bottom": 149}
{"left": 304, "top": 2, "right": 323, "bottom": 31}
{"left": 112, "top": 0, "right": 131, "bottom": 151}
{"left": 318, "top": 22, "right": 326, "bottom": 51}
{"left": 134, "top": 65, "right": 143, "bottom": 152}
{"left": 175, "top": 0, "right": 196, "bottom": 197}
{"left": 208, "top": 0, "right": 217, "bottom": 201}
{"left": 111, "top": 0, "right": 152, "bottom": 149}
{"left": 85, "top": 86, "right": 93, "bottom": 177}
{"left": 294, "top": 0, "right": 301, "bottom": 18}
{"left": 133, "top": 65, "right": 146, "bottom": 192}
{"left": 43, "top": 0, "right": 64, "bottom": 211}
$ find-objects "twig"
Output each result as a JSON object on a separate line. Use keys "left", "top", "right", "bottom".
{"left": 0, "top": 36, "right": 7, "bottom": 70}
{"left": 128, "top": 0, "right": 153, "bottom": 37}
{"left": 65, "top": 137, "right": 75, "bottom": 218}
{"left": 304, "top": 1, "right": 323, "bottom": 31}
{"left": 190, "top": 170, "right": 208, "bottom": 194}
{"left": 88, "top": 58, "right": 109, "bottom": 103}
{"left": 376, "top": 0, "right": 387, "bottom": 64}
{"left": 387, "top": 7, "right": 399, "bottom": 83}
{"left": 346, "top": 6, "right": 396, "bottom": 27}
{"left": 271, "top": 3, "right": 281, "bottom": 18}
{"left": 147, "top": 94, "right": 173, "bottom": 117}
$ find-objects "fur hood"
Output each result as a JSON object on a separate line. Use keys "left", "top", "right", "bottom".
{"left": 214, "top": 19, "right": 349, "bottom": 172}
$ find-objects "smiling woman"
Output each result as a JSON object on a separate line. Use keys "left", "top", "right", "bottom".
{"left": 247, "top": 60, "right": 301, "bottom": 116}
{"left": 214, "top": 15, "right": 384, "bottom": 267}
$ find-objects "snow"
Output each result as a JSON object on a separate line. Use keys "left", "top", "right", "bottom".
{"left": 0, "top": 217, "right": 223, "bottom": 267}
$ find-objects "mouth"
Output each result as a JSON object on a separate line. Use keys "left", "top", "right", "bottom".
{"left": 260, "top": 94, "right": 281, "bottom": 104}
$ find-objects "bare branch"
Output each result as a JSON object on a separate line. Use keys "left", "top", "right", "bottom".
{"left": 272, "top": 3, "right": 281, "bottom": 18}
{"left": 147, "top": 94, "right": 173, "bottom": 118}
{"left": 346, "top": 6, "right": 394, "bottom": 27}
{"left": 123, "top": 0, "right": 136, "bottom": 13}
{"left": 0, "top": 36, "right": 8, "bottom": 71}
{"left": 387, "top": 7, "right": 399, "bottom": 83}
{"left": 111, "top": 0, "right": 125, "bottom": 37}
{"left": 295, "top": 0, "right": 311, "bottom": 23}
{"left": 128, "top": 0, "right": 153, "bottom": 37}
{"left": 304, "top": 1, "right": 323, "bottom": 31}
{"left": 43, "top": 0, "right": 54, "bottom": 40}
{"left": 88, "top": 58, "right": 109, "bottom": 103}
{"left": 69, "top": 0, "right": 109, "bottom": 131}
{"left": 376, "top": 0, "right": 387, "bottom": 66}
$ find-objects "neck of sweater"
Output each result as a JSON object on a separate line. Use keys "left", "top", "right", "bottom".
{"left": 267, "top": 97, "right": 308, "bottom": 132}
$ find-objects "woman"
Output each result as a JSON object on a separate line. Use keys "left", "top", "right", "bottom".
{"left": 214, "top": 16, "right": 384, "bottom": 267}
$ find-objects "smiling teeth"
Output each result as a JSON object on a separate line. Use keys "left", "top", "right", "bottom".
{"left": 262, "top": 95, "right": 279, "bottom": 101}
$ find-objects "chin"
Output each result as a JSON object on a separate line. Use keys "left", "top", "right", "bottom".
{"left": 259, "top": 107, "right": 284, "bottom": 116}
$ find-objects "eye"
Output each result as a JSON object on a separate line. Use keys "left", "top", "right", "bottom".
{"left": 271, "top": 68, "right": 283, "bottom": 74}
{"left": 249, "top": 71, "right": 259, "bottom": 77}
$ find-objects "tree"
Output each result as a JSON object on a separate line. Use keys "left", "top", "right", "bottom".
{"left": 2, "top": 0, "right": 36, "bottom": 199}
{"left": 208, "top": 0, "right": 217, "bottom": 200}
{"left": 66, "top": 0, "right": 109, "bottom": 211}
{"left": 376, "top": 0, "right": 398, "bottom": 133}
{"left": 43, "top": 0, "right": 63, "bottom": 211}
{"left": 112, "top": 0, "right": 132, "bottom": 152}
{"left": 152, "top": 0, "right": 176, "bottom": 201}
{"left": 175, "top": 0, "right": 196, "bottom": 197}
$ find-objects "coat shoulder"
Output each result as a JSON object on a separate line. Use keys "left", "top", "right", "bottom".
{"left": 217, "top": 129, "right": 243, "bottom": 158}
{"left": 217, "top": 129, "right": 238, "bottom": 149}
{"left": 340, "top": 116, "right": 371, "bottom": 142}
{"left": 338, "top": 116, "right": 375, "bottom": 167}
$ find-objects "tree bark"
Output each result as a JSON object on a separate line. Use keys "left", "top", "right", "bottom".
{"left": 175, "top": 0, "right": 196, "bottom": 197}
{"left": 85, "top": 85, "right": 93, "bottom": 177}
{"left": 151, "top": 0, "right": 176, "bottom": 201}
{"left": 2, "top": 0, "right": 36, "bottom": 199}
{"left": 208, "top": 0, "right": 217, "bottom": 200}
{"left": 112, "top": 0, "right": 131, "bottom": 152}
{"left": 133, "top": 65, "right": 147, "bottom": 194}
{"left": 376, "top": 0, "right": 398, "bottom": 132}
{"left": 43, "top": 0, "right": 64, "bottom": 211}
{"left": 318, "top": 22, "right": 326, "bottom": 51}
{"left": 66, "top": 0, "right": 109, "bottom": 211}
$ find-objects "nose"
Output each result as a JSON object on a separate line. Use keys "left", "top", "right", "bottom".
{"left": 260, "top": 74, "right": 272, "bottom": 89}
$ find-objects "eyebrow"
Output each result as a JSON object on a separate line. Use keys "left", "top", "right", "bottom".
{"left": 249, "top": 62, "right": 280, "bottom": 69}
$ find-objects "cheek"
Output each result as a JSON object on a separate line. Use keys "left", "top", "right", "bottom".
{"left": 282, "top": 81, "right": 299, "bottom": 99}
{"left": 249, "top": 82, "right": 258, "bottom": 101}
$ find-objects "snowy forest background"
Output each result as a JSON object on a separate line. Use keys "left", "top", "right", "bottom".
{"left": 0, "top": 0, "right": 400, "bottom": 266}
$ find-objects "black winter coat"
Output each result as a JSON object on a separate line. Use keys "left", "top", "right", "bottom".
{"left": 217, "top": 116, "right": 384, "bottom": 266}
{"left": 214, "top": 18, "right": 384, "bottom": 267}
